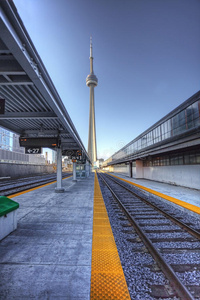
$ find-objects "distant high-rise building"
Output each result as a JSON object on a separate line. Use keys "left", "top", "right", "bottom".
{"left": 12, "top": 133, "right": 25, "bottom": 153}
{"left": 86, "top": 37, "right": 98, "bottom": 165}
{"left": 0, "top": 126, "right": 45, "bottom": 164}
{"left": 0, "top": 128, "right": 12, "bottom": 151}
{"left": 0, "top": 128, "right": 24, "bottom": 153}
{"left": 52, "top": 150, "right": 57, "bottom": 164}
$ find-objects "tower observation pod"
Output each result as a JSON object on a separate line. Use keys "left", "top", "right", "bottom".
{"left": 86, "top": 37, "right": 98, "bottom": 166}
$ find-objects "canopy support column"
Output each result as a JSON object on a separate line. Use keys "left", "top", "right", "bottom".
{"left": 73, "top": 161, "right": 77, "bottom": 182}
{"left": 55, "top": 147, "right": 65, "bottom": 193}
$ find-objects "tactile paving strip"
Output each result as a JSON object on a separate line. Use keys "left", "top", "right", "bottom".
{"left": 90, "top": 173, "right": 131, "bottom": 299}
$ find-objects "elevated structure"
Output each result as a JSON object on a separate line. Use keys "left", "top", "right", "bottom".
{"left": 0, "top": 1, "right": 90, "bottom": 190}
{"left": 86, "top": 37, "right": 98, "bottom": 165}
{"left": 103, "top": 91, "right": 200, "bottom": 189}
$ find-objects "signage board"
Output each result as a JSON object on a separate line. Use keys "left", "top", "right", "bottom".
{"left": 65, "top": 149, "right": 83, "bottom": 160}
{"left": 25, "top": 147, "right": 42, "bottom": 154}
{"left": 20, "top": 137, "right": 59, "bottom": 148}
{"left": 76, "top": 158, "right": 86, "bottom": 164}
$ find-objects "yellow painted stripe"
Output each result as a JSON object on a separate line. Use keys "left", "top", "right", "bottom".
{"left": 108, "top": 173, "right": 200, "bottom": 215}
{"left": 90, "top": 173, "right": 131, "bottom": 300}
{"left": 8, "top": 175, "right": 72, "bottom": 198}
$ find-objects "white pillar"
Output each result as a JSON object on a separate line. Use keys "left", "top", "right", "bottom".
{"left": 73, "top": 161, "right": 77, "bottom": 182}
{"left": 55, "top": 147, "right": 65, "bottom": 193}
{"left": 88, "top": 162, "right": 91, "bottom": 175}
{"left": 135, "top": 160, "right": 144, "bottom": 179}
{"left": 85, "top": 160, "right": 89, "bottom": 177}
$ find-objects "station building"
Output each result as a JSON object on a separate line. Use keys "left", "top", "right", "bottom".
{"left": 102, "top": 91, "right": 200, "bottom": 190}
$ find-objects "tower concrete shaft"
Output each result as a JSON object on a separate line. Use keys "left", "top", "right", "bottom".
{"left": 86, "top": 37, "right": 98, "bottom": 165}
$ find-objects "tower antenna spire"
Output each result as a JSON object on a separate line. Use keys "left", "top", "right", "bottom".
{"left": 89, "top": 35, "right": 94, "bottom": 74}
{"left": 90, "top": 35, "right": 93, "bottom": 58}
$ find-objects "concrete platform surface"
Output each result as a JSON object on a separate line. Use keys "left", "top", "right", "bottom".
{"left": 109, "top": 172, "right": 200, "bottom": 208}
{"left": 0, "top": 174, "right": 94, "bottom": 300}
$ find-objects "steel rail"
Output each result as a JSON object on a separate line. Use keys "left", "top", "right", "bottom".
{"left": 0, "top": 173, "right": 72, "bottom": 196}
{"left": 98, "top": 172, "right": 194, "bottom": 300}
{"left": 104, "top": 173, "right": 200, "bottom": 240}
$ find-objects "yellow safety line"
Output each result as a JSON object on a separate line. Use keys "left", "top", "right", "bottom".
{"left": 108, "top": 173, "right": 200, "bottom": 215}
{"left": 8, "top": 175, "right": 72, "bottom": 198}
{"left": 90, "top": 173, "right": 131, "bottom": 300}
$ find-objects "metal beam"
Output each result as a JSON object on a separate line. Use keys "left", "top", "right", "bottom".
{"left": 0, "top": 111, "right": 58, "bottom": 119}
{"left": 2, "top": 74, "right": 12, "bottom": 82}
{"left": 0, "top": 120, "right": 23, "bottom": 134}
{"left": 0, "top": 82, "right": 33, "bottom": 86}
{"left": 62, "top": 147, "right": 80, "bottom": 153}
{"left": 0, "top": 72, "right": 32, "bottom": 85}
{"left": 0, "top": 58, "right": 24, "bottom": 73}
{"left": 61, "top": 139, "right": 77, "bottom": 144}
{"left": 23, "top": 129, "right": 70, "bottom": 135}
{"left": 0, "top": 50, "right": 10, "bottom": 54}
{"left": 0, "top": 71, "right": 26, "bottom": 75}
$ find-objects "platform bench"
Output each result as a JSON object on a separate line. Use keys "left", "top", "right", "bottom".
{"left": 0, "top": 196, "right": 19, "bottom": 241}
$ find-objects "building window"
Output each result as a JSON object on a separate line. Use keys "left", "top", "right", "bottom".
{"left": 143, "top": 150, "right": 200, "bottom": 167}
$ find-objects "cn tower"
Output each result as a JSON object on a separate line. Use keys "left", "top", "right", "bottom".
{"left": 86, "top": 37, "right": 98, "bottom": 165}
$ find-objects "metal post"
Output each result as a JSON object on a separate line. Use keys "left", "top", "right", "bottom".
{"left": 129, "top": 161, "right": 132, "bottom": 178}
{"left": 55, "top": 147, "right": 65, "bottom": 193}
{"left": 86, "top": 160, "right": 90, "bottom": 177}
{"left": 73, "top": 161, "right": 77, "bottom": 182}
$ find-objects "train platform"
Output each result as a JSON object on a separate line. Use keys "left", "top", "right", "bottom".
{"left": 0, "top": 172, "right": 131, "bottom": 300}
{"left": 0, "top": 175, "right": 95, "bottom": 300}
{"left": 107, "top": 172, "right": 200, "bottom": 215}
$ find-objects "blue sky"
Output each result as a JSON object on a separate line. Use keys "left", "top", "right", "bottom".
{"left": 14, "top": 0, "right": 200, "bottom": 159}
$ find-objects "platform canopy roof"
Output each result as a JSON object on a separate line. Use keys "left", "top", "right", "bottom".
{"left": 0, "top": 1, "right": 90, "bottom": 161}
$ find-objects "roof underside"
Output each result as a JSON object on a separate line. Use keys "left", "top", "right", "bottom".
{"left": 0, "top": 1, "right": 89, "bottom": 160}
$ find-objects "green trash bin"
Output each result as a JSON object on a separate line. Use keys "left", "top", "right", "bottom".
{"left": 0, "top": 196, "right": 19, "bottom": 240}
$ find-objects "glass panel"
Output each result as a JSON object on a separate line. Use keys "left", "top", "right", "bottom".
{"left": 170, "top": 155, "right": 176, "bottom": 165}
{"left": 147, "top": 131, "right": 153, "bottom": 146}
{"left": 153, "top": 157, "right": 160, "bottom": 166}
{"left": 192, "top": 102, "right": 200, "bottom": 126}
{"left": 178, "top": 110, "right": 187, "bottom": 133}
{"left": 172, "top": 110, "right": 186, "bottom": 136}
{"left": 153, "top": 127, "right": 161, "bottom": 143}
{"left": 161, "top": 123, "right": 165, "bottom": 140}
{"left": 189, "top": 153, "right": 196, "bottom": 164}
{"left": 160, "top": 157, "right": 164, "bottom": 166}
{"left": 137, "top": 139, "right": 141, "bottom": 150}
{"left": 178, "top": 155, "right": 184, "bottom": 164}
{"left": 141, "top": 135, "right": 147, "bottom": 148}
{"left": 196, "top": 153, "right": 200, "bottom": 164}
{"left": 186, "top": 105, "right": 194, "bottom": 129}
{"left": 186, "top": 101, "right": 199, "bottom": 129}
{"left": 184, "top": 154, "right": 190, "bottom": 165}
{"left": 165, "top": 156, "right": 170, "bottom": 165}
{"left": 132, "top": 141, "right": 137, "bottom": 153}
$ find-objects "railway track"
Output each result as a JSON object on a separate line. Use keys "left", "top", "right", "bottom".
{"left": 0, "top": 173, "right": 72, "bottom": 196}
{"left": 98, "top": 172, "right": 200, "bottom": 300}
